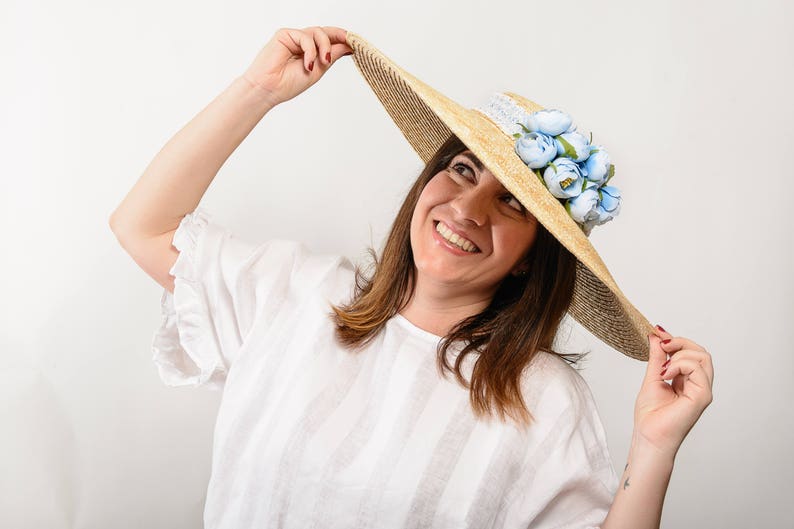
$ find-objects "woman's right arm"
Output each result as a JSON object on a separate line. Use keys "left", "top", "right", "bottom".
{"left": 109, "top": 26, "right": 352, "bottom": 292}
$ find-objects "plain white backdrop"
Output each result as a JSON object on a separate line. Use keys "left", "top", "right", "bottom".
{"left": 1, "top": 0, "right": 792, "bottom": 527}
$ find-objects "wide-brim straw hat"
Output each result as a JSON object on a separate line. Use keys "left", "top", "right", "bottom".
{"left": 344, "top": 30, "right": 654, "bottom": 361}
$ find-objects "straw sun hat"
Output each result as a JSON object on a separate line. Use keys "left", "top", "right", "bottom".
{"left": 344, "top": 30, "right": 654, "bottom": 361}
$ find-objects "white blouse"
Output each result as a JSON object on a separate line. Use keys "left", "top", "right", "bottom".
{"left": 152, "top": 207, "right": 620, "bottom": 529}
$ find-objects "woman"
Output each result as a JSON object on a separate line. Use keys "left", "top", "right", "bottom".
{"left": 110, "top": 26, "right": 714, "bottom": 529}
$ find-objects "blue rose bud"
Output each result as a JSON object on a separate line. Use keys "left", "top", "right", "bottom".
{"left": 594, "top": 185, "right": 621, "bottom": 224}
{"left": 543, "top": 157, "right": 584, "bottom": 199}
{"left": 582, "top": 145, "right": 611, "bottom": 185}
{"left": 524, "top": 109, "right": 573, "bottom": 136}
{"left": 515, "top": 131, "right": 558, "bottom": 169}
{"left": 555, "top": 131, "right": 591, "bottom": 163}
{"left": 566, "top": 186, "right": 601, "bottom": 223}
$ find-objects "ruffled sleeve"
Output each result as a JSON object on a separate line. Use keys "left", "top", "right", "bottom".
{"left": 505, "top": 361, "right": 621, "bottom": 529}
{"left": 151, "top": 206, "right": 347, "bottom": 391}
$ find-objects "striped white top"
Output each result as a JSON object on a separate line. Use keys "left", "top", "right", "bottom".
{"left": 153, "top": 207, "right": 619, "bottom": 529}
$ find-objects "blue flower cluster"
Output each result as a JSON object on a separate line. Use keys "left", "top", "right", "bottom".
{"left": 512, "top": 109, "right": 621, "bottom": 235}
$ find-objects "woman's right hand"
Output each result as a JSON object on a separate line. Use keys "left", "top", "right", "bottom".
{"left": 242, "top": 26, "right": 353, "bottom": 108}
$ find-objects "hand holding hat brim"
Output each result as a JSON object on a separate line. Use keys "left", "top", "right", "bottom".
{"left": 632, "top": 327, "right": 714, "bottom": 455}
{"left": 242, "top": 26, "right": 354, "bottom": 107}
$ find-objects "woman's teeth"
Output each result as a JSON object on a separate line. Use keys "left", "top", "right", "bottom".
{"left": 435, "top": 221, "right": 479, "bottom": 252}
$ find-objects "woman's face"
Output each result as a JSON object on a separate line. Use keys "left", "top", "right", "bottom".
{"left": 409, "top": 150, "right": 539, "bottom": 297}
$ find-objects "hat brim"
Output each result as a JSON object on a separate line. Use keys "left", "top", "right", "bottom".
{"left": 345, "top": 30, "right": 654, "bottom": 361}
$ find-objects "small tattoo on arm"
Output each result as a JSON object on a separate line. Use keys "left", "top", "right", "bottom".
{"left": 622, "top": 462, "right": 631, "bottom": 489}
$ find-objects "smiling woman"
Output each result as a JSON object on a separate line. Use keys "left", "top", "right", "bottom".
{"left": 113, "top": 26, "right": 713, "bottom": 529}
{"left": 330, "top": 133, "right": 583, "bottom": 427}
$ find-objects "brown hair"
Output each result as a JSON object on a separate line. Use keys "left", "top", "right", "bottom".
{"left": 328, "top": 134, "right": 586, "bottom": 429}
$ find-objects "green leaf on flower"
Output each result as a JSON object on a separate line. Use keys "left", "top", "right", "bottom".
{"left": 589, "top": 131, "right": 593, "bottom": 143}
{"left": 557, "top": 135, "right": 578, "bottom": 159}
{"left": 513, "top": 132, "right": 522, "bottom": 139}
{"left": 548, "top": 162, "right": 558, "bottom": 173}
{"left": 605, "top": 164, "right": 615, "bottom": 183}
{"left": 517, "top": 122, "right": 532, "bottom": 134}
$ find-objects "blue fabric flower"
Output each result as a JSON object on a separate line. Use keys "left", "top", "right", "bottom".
{"left": 524, "top": 109, "right": 574, "bottom": 136}
{"left": 595, "top": 185, "right": 621, "bottom": 222}
{"left": 543, "top": 157, "right": 584, "bottom": 199}
{"left": 582, "top": 145, "right": 611, "bottom": 186}
{"left": 511, "top": 107, "right": 622, "bottom": 235}
{"left": 515, "top": 131, "right": 558, "bottom": 169}
{"left": 555, "top": 131, "right": 591, "bottom": 163}
{"left": 566, "top": 184, "right": 601, "bottom": 223}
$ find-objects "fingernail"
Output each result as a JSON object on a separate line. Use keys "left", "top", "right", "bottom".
{"left": 325, "top": 52, "right": 331, "bottom": 62}
{"left": 662, "top": 359, "right": 670, "bottom": 367}
{"left": 655, "top": 324, "right": 667, "bottom": 333}
{"left": 308, "top": 60, "right": 314, "bottom": 71}
{"left": 660, "top": 368, "right": 667, "bottom": 377}
{"left": 661, "top": 338, "right": 671, "bottom": 345}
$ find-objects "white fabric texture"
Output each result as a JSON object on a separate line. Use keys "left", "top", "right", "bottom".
{"left": 152, "top": 206, "right": 620, "bottom": 529}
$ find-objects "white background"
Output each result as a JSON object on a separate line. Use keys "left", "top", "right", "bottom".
{"left": 1, "top": 0, "right": 791, "bottom": 527}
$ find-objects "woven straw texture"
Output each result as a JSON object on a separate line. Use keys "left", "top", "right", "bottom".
{"left": 345, "top": 30, "right": 654, "bottom": 361}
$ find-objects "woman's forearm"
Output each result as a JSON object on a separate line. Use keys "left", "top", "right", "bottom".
{"left": 601, "top": 432, "right": 676, "bottom": 529}
{"left": 109, "top": 75, "right": 277, "bottom": 237}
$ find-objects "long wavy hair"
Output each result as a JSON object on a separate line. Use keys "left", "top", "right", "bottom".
{"left": 328, "top": 134, "right": 586, "bottom": 429}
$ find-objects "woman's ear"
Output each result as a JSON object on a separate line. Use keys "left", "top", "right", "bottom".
{"left": 511, "top": 249, "right": 536, "bottom": 277}
{"left": 510, "top": 262, "right": 530, "bottom": 277}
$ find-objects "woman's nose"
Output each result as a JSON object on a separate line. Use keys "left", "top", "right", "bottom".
{"left": 450, "top": 188, "right": 488, "bottom": 226}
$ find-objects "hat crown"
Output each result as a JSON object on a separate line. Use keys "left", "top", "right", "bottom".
{"left": 474, "top": 92, "right": 545, "bottom": 137}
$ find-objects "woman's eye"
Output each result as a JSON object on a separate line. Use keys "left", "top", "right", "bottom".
{"left": 452, "top": 162, "right": 473, "bottom": 179}
{"left": 451, "top": 161, "right": 525, "bottom": 214}
{"left": 504, "top": 195, "right": 525, "bottom": 213}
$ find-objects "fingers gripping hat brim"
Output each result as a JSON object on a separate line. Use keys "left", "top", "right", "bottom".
{"left": 345, "top": 30, "right": 654, "bottom": 361}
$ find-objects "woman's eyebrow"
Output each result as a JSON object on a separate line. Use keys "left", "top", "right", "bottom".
{"left": 459, "top": 151, "right": 484, "bottom": 172}
{"left": 458, "top": 152, "right": 512, "bottom": 193}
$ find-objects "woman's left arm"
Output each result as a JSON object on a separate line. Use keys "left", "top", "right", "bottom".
{"left": 601, "top": 327, "right": 714, "bottom": 529}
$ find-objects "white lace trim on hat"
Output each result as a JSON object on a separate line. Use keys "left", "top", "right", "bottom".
{"left": 473, "top": 92, "right": 529, "bottom": 137}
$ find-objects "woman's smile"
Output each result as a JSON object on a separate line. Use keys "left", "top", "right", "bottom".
{"left": 432, "top": 220, "right": 481, "bottom": 254}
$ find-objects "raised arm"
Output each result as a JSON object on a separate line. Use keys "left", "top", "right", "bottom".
{"left": 109, "top": 26, "right": 353, "bottom": 292}
{"left": 109, "top": 26, "right": 353, "bottom": 236}
{"left": 108, "top": 75, "right": 277, "bottom": 239}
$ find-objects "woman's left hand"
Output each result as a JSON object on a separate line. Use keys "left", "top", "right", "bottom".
{"left": 632, "top": 326, "right": 714, "bottom": 456}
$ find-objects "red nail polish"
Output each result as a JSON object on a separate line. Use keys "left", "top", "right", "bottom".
{"left": 326, "top": 52, "right": 331, "bottom": 62}
{"left": 308, "top": 60, "right": 314, "bottom": 71}
{"left": 660, "top": 368, "right": 667, "bottom": 377}
{"left": 655, "top": 324, "right": 667, "bottom": 333}
{"left": 662, "top": 359, "right": 670, "bottom": 367}
{"left": 661, "top": 338, "right": 671, "bottom": 345}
